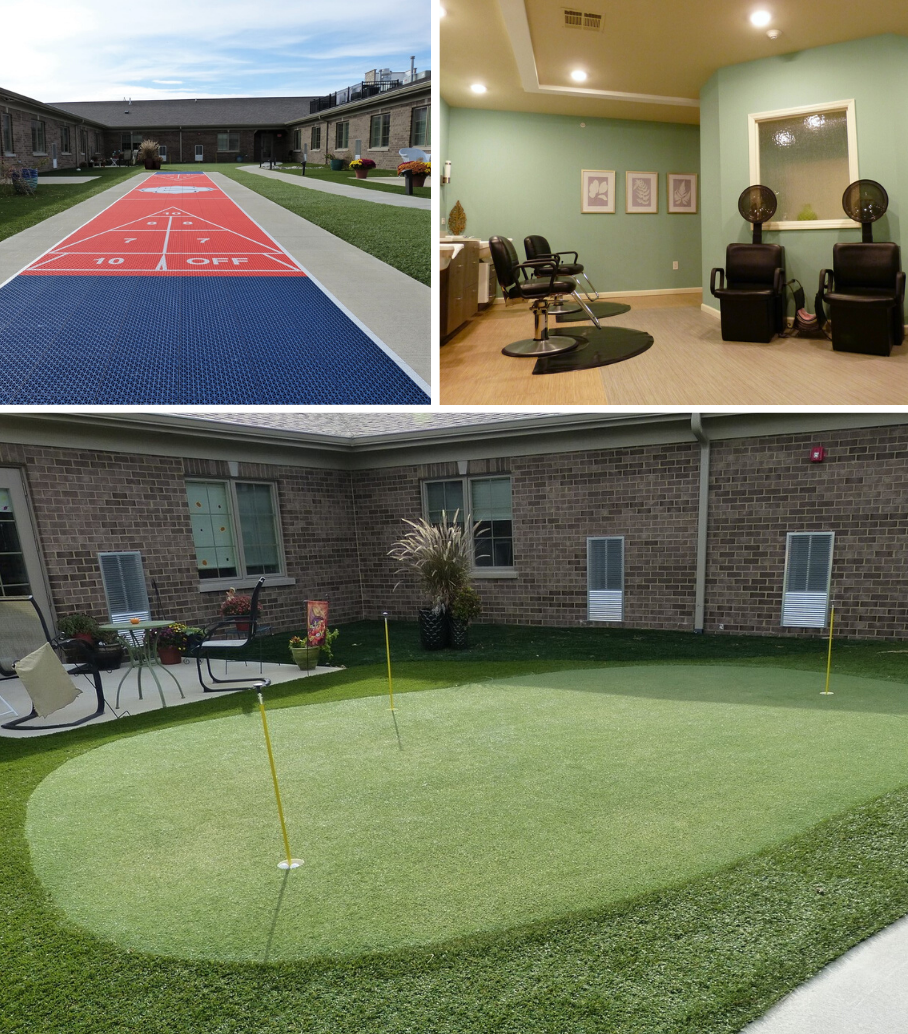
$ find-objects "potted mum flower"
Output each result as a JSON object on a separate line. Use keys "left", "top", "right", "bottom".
{"left": 220, "top": 588, "right": 253, "bottom": 632}
{"left": 154, "top": 623, "right": 204, "bottom": 665}
{"left": 288, "top": 626, "right": 339, "bottom": 671}
{"left": 397, "top": 160, "right": 430, "bottom": 188}
{"left": 349, "top": 158, "right": 376, "bottom": 180}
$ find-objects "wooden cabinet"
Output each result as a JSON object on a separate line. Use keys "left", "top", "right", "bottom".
{"left": 441, "top": 240, "right": 480, "bottom": 342}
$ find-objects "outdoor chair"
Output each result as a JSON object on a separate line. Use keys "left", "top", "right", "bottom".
{"left": 193, "top": 577, "right": 271, "bottom": 692}
{"left": 0, "top": 596, "right": 107, "bottom": 731}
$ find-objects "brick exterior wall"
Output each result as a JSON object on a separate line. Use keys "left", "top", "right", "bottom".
{"left": 99, "top": 128, "right": 288, "bottom": 165}
{"left": 4, "top": 423, "right": 908, "bottom": 641}
{"left": 0, "top": 442, "right": 361, "bottom": 633}
{"left": 2, "top": 107, "right": 105, "bottom": 171}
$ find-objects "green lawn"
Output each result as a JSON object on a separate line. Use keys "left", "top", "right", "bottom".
{"left": 268, "top": 162, "right": 431, "bottom": 199}
{"left": 0, "top": 167, "right": 141, "bottom": 243}
{"left": 4, "top": 628, "right": 908, "bottom": 1033}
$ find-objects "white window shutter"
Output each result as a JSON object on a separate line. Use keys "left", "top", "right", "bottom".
{"left": 781, "top": 532, "right": 834, "bottom": 627}
{"left": 587, "top": 537, "right": 624, "bottom": 622}
{"left": 98, "top": 552, "right": 150, "bottom": 623}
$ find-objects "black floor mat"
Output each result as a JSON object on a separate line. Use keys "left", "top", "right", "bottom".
{"left": 532, "top": 326, "right": 653, "bottom": 374}
{"left": 555, "top": 300, "right": 631, "bottom": 323}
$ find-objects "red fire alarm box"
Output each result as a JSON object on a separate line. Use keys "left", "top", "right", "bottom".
{"left": 810, "top": 445, "right": 825, "bottom": 463}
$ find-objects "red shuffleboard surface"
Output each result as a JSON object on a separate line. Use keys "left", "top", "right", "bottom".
{"left": 21, "top": 173, "right": 305, "bottom": 277}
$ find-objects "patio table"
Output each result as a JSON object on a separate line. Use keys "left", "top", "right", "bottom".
{"left": 100, "top": 620, "right": 186, "bottom": 709}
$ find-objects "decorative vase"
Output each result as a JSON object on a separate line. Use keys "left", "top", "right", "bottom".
{"left": 449, "top": 618, "right": 469, "bottom": 650}
{"left": 418, "top": 609, "right": 449, "bottom": 651}
{"left": 157, "top": 645, "right": 182, "bottom": 665}
{"left": 94, "top": 644, "right": 124, "bottom": 671}
{"left": 355, "top": 169, "right": 369, "bottom": 179}
{"left": 290, "top": 645, "right": 320, "bottom": 671}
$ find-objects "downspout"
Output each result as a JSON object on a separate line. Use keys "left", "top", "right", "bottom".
{"left": 690, "top": 413, "right": 710, "bottom": 634}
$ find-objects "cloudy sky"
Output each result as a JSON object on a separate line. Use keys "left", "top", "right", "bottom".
{"left": 1, "top": 0, "right": 430, "bottom": 102}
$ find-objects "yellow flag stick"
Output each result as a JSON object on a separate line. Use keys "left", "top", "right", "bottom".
{"left": 821, "top": 604, "right": 835, "bottom": 696}
{"left": 257, "top": 690, "right": 302, "bottom": 870}
{"left": 383, "top": 612, "right": 395, "bottom": 710}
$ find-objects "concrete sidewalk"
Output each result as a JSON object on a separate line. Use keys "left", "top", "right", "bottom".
{"left": 239, "top": 165, "right": 431, "bottom": 209}
{"left": 743, "top": 912, "right": 908, "bottom": 1033}
{"left": 0, "top": 170, "right": 430, "bottom": 387}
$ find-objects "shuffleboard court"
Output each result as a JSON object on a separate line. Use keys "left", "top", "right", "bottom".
{"left": 0, "top": 172, "right": 429, "bottom": 403}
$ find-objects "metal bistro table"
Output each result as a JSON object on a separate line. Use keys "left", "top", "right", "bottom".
{"left": 100, "top": 620, "right": 186, "bottom": 709}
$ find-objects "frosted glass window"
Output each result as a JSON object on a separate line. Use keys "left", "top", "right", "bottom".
{"left": 187, "top": 482, "right": 237, "bottom": 578}
{"left": 235, "top": 483, "right": 280, "bottom": 574}
{"left": 749, "top": 101, "right": 857, "bottom": 229}
{"left": 758, "top": 111, "right": 849, "bottom": 222}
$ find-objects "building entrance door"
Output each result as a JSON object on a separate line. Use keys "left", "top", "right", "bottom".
{"left": 0, "top": 468, "right": 53, "bottom": 620}
{"left": 195, "top": 144, "right": 204, "bottom": 162}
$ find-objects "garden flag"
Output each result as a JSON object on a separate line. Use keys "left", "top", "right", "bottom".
{"left": 307, "top": 601, "right": 329, "bottom": 645}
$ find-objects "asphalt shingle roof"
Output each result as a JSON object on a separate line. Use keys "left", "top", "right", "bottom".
{"left": 50, "top": 96, "right": 316, "bottom": 129}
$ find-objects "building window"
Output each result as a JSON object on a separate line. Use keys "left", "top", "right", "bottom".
{"left": 423, "top": 476, "right": 514, "bottom": 569}
{"left": 335, "top": 121, "right": 349, "bottom": 149}
{"left": 370, "top": 111, "right": 391, "bottom": 148}
{"left": 186, "top": 480, "right": 283, "bottom": 581}
{"left": 587, "top": 537, "right": 624, "bottom": 622}
{"left": 158, "top": 144, "right": 167, "bottom": 162}
{"left": 31, "top": 120, "right": 46, "bottom": 154}
{"left": 1, "top": 113, "right": 12, "bottom": 155}
{"left": 781, "top": 532, "right": 834, "bottom": 627}
{"left": 0, "top": 486, "right": 30, "bottom": 596}
{"left": 410, "top": 105, "right": 430, "bottom": 147}
{"left": 217, "top": 131, "right": 239, "bottom": 151}
{"left": 748, "top": 100, "right": 858, "bottom": 229}
{"left": 60, "top": 126, "right": 71, "bottom": 154}
{"left": 292, "top": 128, "right": 301, "bottom": 151}
{"left": 311, "top": 125, "right": 322, "bottom": 150}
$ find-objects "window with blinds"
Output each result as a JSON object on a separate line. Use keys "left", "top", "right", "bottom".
{"left": 781, "top": 532, "right": 834, "bottom": 627}
{"left": 587, "top": 537, "right": 624, "bottom": 622}
{"left": 98, "top": 551, "right": 150, "bottom": 623}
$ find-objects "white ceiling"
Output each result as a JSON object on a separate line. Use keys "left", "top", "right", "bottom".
{"left": 441, "top": 0, "right": 908, "bottom": 124}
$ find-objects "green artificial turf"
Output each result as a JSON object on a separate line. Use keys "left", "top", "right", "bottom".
{"left": 0, "top": 167, "right": 142, "bottom": 242}
{"left": 25, "top": 665, "right": 908, "bottom": 966}
{"left": 265, "top": 163, "right": 431, "bottom": 199}
{"left": 5, "top": 640, "right": 908, "bottom": 1033}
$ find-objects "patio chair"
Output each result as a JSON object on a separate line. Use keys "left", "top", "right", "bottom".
{"left": 193, "top": 577, "right": 271, "bottom": 692}
{"left": 0, "top": 596, "right": 107, "bottom": 731}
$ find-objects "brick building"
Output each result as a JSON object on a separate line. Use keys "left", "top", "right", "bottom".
{"left": 2, "top": 68, "right": 429, "bottom": 172}
{"left": 1, "top": 411, "right": 906, "bottom": 640}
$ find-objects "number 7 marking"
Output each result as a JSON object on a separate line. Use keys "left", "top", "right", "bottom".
{"left": 198, "top": 238, "right": 210, "bottom": 243}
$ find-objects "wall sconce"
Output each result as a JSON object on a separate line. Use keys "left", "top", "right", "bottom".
{"left": 442, "top": 160, "right": 452, "bottom": 184}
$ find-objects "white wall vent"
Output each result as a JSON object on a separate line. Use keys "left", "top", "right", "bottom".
{"left": 781, "top": 532, "right": 834, "bottom": 628}
{"left": 564, "top": 9, "right": 603, "bottom": 30}
{"left": 587, "top": 536, "right": 624, "bottom": 622}
{"left": 98, "top": 551, "right": 151, "bottom": 623}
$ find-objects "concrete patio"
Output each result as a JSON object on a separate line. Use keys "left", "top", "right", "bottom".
{"left": 0, "top": 655, "right": 334, "bottom": 737}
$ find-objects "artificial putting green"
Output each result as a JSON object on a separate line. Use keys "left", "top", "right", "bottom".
{"left": 26, "top": 664, "right": 908, "bottom": 964}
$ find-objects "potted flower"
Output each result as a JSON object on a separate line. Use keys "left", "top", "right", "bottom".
{"left": 449, "top": 585, "right": 482, "bottom": 650}
{"left": 389, "top": 511, "right": 474, "bottom": 650}
{"left": 154, "top": 623, "right": 204, "bottom": 665}
{"left": 57, "top": 613, "right": 101, "bottom": 663}
{"left": 221, "top": 588, "right": 253, "bottom": 632}
{"left": 136, "top": 139, "right": 162, "bottom": 170}
{"left": 349, "top": 158, "right": 376, "bottom": 180}
{"left": 288, "top": 627, "right": 339, "bottom": 671}
{"left": 325, "top": 151, "right": 345, "bottom": 172}
{"left": 397, "top": 160, "right": 430, "bottom": 188}
{"left": 94, "top": 629, "right": 126, "bottom": 670}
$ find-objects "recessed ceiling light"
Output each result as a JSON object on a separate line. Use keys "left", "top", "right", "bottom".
{"left": 470, "top": 83, "right": 487, "bottom": 94}
{"left": 570, "top": 69, "right": 588, "bottom": 82}
{"left": 750, "top": 10, "right": 772, "bottom": 27}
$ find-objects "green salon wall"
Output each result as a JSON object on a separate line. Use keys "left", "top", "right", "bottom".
{"left": 700, "top": 34, "right": 908, "bottom": 316}
{"left": 442, "top": 106, "right": 702, "bottom": 293}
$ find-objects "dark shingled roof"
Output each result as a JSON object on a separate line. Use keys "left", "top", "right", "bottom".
{"left": 0, "top": 86, "right": 108, "bottom": 128}
{"left": 50, "top": 96, "right": 316, "bottom": 129}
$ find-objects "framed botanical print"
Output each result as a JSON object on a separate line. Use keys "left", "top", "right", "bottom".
{"left": 626, "top": 171, "right": 658, "bottom": 214}
{"left": 581, "top": 169, "right": 616, "bottom": 213}
{"left": 667, "top": 172, "right": 698, "bottom": 214}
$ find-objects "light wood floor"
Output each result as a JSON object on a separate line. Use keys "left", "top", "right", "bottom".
{"left": 439, "top": 294, "right": 908, "bottom": 405}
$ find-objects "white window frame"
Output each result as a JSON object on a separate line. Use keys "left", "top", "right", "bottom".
{"left": 748, "top": 99, "right": 859, "bottom": 231}
{"left": 587, "top": 536, "right": 625, "bottom": 623}
{"left": 335, "top": 121, "right": 349, "bottom": 150}
{"left": 370, "top": 111, "right": 391, "bottom": 149}
{"left": 410, "top": 105, "right": 430, "bottom": 147}
{"left": 421, "top": 476, "right": 516, "bottom": 578}
{"left": 31, "top": 119, "right": 46, "bottom": 155}
{"left": 1, "top": 112, "right": 13, "bottom": 156}
{"left": 781, "top": 531, "right": 834, "bottom": 628}
{"left": 186, "top": 479, "right": 292, "bottom": 592}
{"left": 311, "top": 126, "right": 322, "bottom": 150}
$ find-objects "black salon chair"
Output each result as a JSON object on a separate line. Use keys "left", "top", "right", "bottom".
{"left": 524, "top": 234, "right": 599, "bottom": 307}
{"left": 710, "top": 243, "right": 785, "bottom": 342}
{"left": 489, "top": 236, "right": 600, "bottom": 356}
{"left": 818, "top": 244, "right": 905, "bottom": 356}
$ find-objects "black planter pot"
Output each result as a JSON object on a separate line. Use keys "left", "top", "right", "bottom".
{"left": 449, "top": 618, "right": 469, "bottom": 650}
{"left": 418, "top": 608, "right": 449, "bottom": 650}
{"left": 94, "top": 644, "right": 124, "bottom": 671}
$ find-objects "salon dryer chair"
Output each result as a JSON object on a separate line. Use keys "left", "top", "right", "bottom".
{"left": 524, "top": 234, "right": 599, "bottom": 309}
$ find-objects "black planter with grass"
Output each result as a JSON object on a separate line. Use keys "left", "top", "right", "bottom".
{"left": 418, "top": 609, "right": 449, "bottom": 650}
